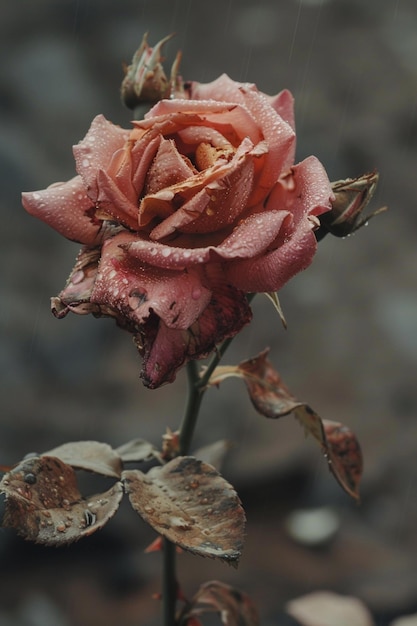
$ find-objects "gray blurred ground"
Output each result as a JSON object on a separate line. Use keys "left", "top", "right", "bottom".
{"left": 1, "top": 0, "right": 417, "bottom": 624}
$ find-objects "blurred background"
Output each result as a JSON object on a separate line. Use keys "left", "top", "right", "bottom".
{"left": 1, "top": 0, "right": 417, "bottom": 624}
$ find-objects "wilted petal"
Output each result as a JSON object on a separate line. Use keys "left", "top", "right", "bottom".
{"left": 91, "top": 232, "right": 211, "bottom": 331}
{"left": 138, "top": 265, "right": 252, "bottom": 388}
{"left": 51, "top": 246, "right": 102, "bottom": 318}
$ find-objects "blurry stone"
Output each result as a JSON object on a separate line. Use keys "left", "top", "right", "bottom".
{"left": 285, "top": 506, "right": 340, "bottom": 547}
{"left": 286, "top": 591, "right": 374, "bottom": 626}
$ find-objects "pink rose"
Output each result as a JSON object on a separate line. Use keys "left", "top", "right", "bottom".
{"left": 22, "top": 74, "right": 333, "bottom": 388}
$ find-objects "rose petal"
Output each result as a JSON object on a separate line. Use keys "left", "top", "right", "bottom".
{"left": 22, "top": 176, "right": 103, "bottom": 246}
{"left": 90, "top": 232, "right": 211, "bottom": 330}
{"left": 268, "top": 89, "right": 295, "bottom": 131}
{"left": 138, "top": 265, "right": 252, "bottom": 388}
{"left": 144, "top": 138, "right": 196, "bottom": 195}
{"left": 73, "top": 115, "right": 129, "bottom": 199}
{"left": 125, "top": 210, "right": 291, "bottom": 270}
{"left": 142, "top": 137, "right": 262, "bottom": 238}
{"left": 267, "top": 89, "right": 296, "bottom": 169}
{"left": 141, "top": 101, "right": 263, "bottom": 149}
{"left": 96, "top": 170, "right": 142, "bottom": 230}
{"left": 189, "top": 75, "right": 295, "bottom": 201}
{"left": 224, "top": 156, "right": 333, "bottom": 292}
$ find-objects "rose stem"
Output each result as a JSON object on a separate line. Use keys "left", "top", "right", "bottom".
{"left": 161, "top": 335, "right": 236, "bottom": 626}
{"left": 162, "top": 294, "right": 255, "bottom": 624}
{"left": 162, "top": 538, "right": 177, "bottom": 626}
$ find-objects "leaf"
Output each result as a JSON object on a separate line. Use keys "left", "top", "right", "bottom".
{"left": 193, "top": 440, "right": 232, "bottom": 471}
{"left": 116, "top": 438, "right": 159, "bottom": 463}
{"left": 322, "top": 419, "right": 363, "bottom": 501}
{"left": 264, "top": 291, "right": 287, "bottom": 329}
{"left": 0, "top": 456, "right": 123, "bottom": 544}
{"left": 44, "top": 441, "right": 122, "bottom": 478}
{"left": 179, "top": 581, "right": 259, "bottom": 626}
{"left": 123, "top": 456, "right": 245, "bottom": 563}
{"left": 208, "top": 349, "right": 362, "bottom": 501}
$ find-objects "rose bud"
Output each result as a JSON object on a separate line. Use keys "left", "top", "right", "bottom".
{"left": 121, "top": 32, "right": 183, "bottom": 111}
{"left": 316, "top": 171, "right": 387, "bottom": 239}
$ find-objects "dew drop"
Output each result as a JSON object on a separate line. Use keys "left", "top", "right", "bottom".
{"left": 191, "top": 287, "right": 201, "bottom": 300}
{"left": 82, "top": 158, "right": 90, "bottom": 168}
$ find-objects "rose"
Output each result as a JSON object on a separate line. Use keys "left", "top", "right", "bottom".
{"left": 22, "top": 74, "right": 333, "bottom": 388}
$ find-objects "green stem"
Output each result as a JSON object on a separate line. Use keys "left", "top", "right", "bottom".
{"left": 178, "top": 360, "right": 204, "bottom": 456}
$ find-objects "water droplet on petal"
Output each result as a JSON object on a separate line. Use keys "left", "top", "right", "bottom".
{"left": 191, "top": 287, "right": 201, "bottom": 300}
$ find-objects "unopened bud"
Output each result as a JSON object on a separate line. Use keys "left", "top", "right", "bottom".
{"left": 316, "top": 171, "right": 387, "bottom": 240}
{"left": 121, "top": 32, "right": 183, "bottom": 112}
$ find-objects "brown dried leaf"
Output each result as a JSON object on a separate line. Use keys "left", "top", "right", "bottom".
{"left": 323, "top": 419, "right": 363, "bottom": 501}
{"left": 123, "top": 456, "right": 245, "bottom": 563}
{"left": 180, "top": 581, "right": 259, "bottom": 626}
{"left": 209, "top": 349, "right": 362, "bottom": 501}
{"left": 239, "top": 348, "right": 302, "bottom": 417}
{"left": 116, "top": 438, "right": 159, "bottom": 463}
{"left": 0, "top": 456, "right": 123, "bottom": 544}
{"left": 194, "top": 440, "right": 232, "bottom": 471}
{"left": 44, "top": 441, "right": 122, "bottom": 478}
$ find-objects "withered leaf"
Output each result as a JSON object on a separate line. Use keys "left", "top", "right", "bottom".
{"left": 209, "top": 349, "right": 362, "bottom": 501}
{"left": 0, "top": 456, "right": 123, "bottom": 544}
{"left": 322, "top": 419, "right": 363, "bottom": 501}
{"left": 44, "top": 441, "right": 122, "bottom": 478}
{"left": 179, "top": 581, "right": 259, "bottom": 626}
{"left": 116, "top": 438, "right": 159, "bottom": 463}
{"left": 123, "top": 456, "right": 245, "bottom": 563}
{"left": 193, "top": 440, "right": 232, "bottom": 471}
